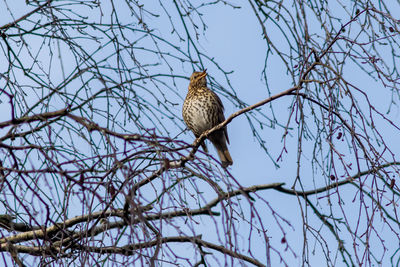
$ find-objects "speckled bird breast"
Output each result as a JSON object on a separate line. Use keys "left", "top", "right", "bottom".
{"left": 182, "top": 90, "right": 222, "bottom": 136}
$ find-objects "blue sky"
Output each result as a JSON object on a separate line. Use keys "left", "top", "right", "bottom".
{"left": 160, "top": 2, "right": 400, "bottom": 266}
{"left": 0, "top": 1, "right": 399, "bottom": 266}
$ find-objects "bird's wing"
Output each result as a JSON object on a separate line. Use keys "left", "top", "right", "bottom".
{"left": 211, "top": 89, "right": 230, "bottom": 144}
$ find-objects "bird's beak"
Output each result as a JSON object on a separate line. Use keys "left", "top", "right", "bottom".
{"left": 199, "top": 69, "right": 207, "bottom": 78}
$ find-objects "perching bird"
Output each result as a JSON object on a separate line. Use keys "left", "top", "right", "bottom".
{"left": 182, "top": 70, "right": 233, "bottom": 167}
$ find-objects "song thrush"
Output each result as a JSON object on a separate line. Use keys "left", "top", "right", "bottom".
{"left": 182, "top": 70, "right": 233, "bottom": 167}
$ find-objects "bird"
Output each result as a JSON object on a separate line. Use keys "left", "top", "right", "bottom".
{"left": 182, "top": 70, "right": 233, "bottom": 168}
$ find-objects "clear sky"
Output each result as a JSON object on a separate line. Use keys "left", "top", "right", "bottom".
{"left": 158, "top": 2, "right": 400, "bottom": 266}
{"left": 0, "top": 1, "right": 399, "bottom": 266}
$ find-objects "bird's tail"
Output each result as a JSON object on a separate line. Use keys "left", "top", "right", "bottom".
{"left": 210, "top": 131, "right": 233, "bottom": 168}
{"left": 217, "top": 148, "right": 233, "bottom": 168}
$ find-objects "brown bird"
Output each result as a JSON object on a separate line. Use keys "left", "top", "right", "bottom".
{"left": 182, "top": 70, "right": 233, "bottom": 167}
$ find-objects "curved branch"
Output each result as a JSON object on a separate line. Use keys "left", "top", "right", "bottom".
{"left": 85, "top": 235, "right": 265, "bottom": 267}
{"left": 273, "top": 162, "right": 400, "bottom": 196}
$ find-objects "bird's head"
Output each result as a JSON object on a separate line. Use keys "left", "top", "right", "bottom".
{"left": 189, "top": 70, "right": 207, "bottom": 88}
